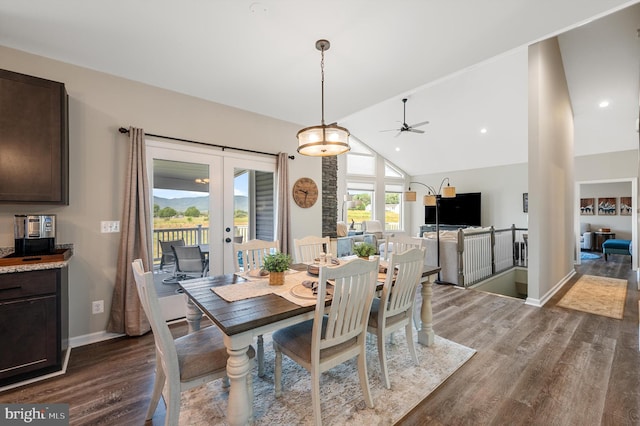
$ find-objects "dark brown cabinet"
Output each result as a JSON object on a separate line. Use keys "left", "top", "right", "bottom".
{"left": 0, "top": 69, "right": 69, "bottom": 204}
{"left": 0, "top": 268, "right": 68, "bottom": 387}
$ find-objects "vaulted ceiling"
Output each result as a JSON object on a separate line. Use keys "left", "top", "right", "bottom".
{"left": 1, "top": 0, "right": 638, "bottom": 175}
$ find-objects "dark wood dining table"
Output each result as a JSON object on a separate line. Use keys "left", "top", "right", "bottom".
{"left": 179, "top": 262, "right": 440, "bottom": 426}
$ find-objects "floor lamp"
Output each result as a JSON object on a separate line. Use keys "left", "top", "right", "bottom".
{"left": 405, "top": 178, "right": 456, "bottom": 282}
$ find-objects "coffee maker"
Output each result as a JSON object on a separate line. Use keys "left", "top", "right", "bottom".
{"left": 14, "top": 214, "right": 56, "bottom": 256}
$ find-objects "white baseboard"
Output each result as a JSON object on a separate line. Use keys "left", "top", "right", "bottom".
{"left": 525, "top": 269, "right": 576, "bottom": 307}
{"left": 69, "top": 330, "right": 124, "bottom": 348}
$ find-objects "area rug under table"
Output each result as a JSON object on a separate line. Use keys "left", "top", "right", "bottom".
{"left": 180, "top": 331, "right": 475, "bottom": 425}
{"left": 557, "top": 274, "right": 627, "bottom": 319}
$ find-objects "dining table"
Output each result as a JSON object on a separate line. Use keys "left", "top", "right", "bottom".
{"left": 179, "top": 260, "right": 440, "bottom": 426}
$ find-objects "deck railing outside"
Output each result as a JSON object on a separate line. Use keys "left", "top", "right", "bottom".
{"left": 153, "top": 224, "right": 250, "bottom": 264}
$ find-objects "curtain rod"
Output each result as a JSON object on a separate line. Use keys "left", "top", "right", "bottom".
{"left": 118, "top": 127, "right": 295, "bottom": 160}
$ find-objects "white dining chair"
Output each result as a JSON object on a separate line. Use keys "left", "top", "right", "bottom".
{"left": 273, "top": 257, "right": 380, "bottom": 426}
{"left": 293, "top": 235, "right": 330, "bottom": 263}
{"left": 234, "top": 239, "right": 280, "bottom": 272}
{"left": 232, "top": 238, "right": 280, "bottom": 377}
{"left": 367, "top": 248, "right": 424, "bottom": 389}
{"left": 383, "top": 234, "right": 427, "bottom": 261}
{"left": 131, "top": 259, "right": 255, "bottom": 425}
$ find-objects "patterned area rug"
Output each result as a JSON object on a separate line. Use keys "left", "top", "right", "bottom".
{"left": 557, "top": 274, "right": 627, "bottom": 319}
{"left": 180, "top": 331, "right": 475, "bottom": 425}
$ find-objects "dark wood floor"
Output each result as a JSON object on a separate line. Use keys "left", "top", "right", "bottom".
{"left": 1, "top": 254, "right": 638, "bottom": 425}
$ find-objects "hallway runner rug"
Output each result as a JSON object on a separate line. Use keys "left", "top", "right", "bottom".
{"left": 557, "top": 274, "right": 627, "bottom": 319}
{"left": 180, "top": 332, "right": 475, "bottom": 425}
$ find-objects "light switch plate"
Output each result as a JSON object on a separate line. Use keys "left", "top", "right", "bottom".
{"left": 100, "top": 221, "right": 120, "bottom": 233}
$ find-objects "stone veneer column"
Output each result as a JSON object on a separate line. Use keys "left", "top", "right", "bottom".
{"left": 322, "top": 156, "right": 337, "bottom": 238}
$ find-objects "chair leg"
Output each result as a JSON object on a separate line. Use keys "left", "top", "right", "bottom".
{"left": 146, "top": 361, "right": 165, "bottom": 420}
{"left": 164, "top": 381, "right": 180, "bottom": 426}
{"left": 377, "top": 328, "right": 390, "bottom": 389}
{"left": 311, "top": 365, "right": 322, "bottom": 426}
{"left": 257, "top": 335, "right": 265, "bottom": 377}
{"left": 274, "top": 346, "right": 282, "bottom": 398}
{"left": 405, "top": 322, "right": 419, "bottom": 365}
{"left": 357, "top": 345, "right": 375, "bottom": 408}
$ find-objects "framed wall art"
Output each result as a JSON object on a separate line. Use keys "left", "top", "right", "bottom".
{"left": 620, "top": 196, "right": 632, "bottom": 216}
{"left": 597, "top": 197, "right": 617, "bottom": 215}
{"left": 522, "top": 193, "right": 528, "bottom": 213}
{"left": 580, "top": 198, "right": 595, "bottom": 215}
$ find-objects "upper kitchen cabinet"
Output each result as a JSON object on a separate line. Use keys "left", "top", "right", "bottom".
{"left": 0, "top": 69, "right": 69, "bottom": 204}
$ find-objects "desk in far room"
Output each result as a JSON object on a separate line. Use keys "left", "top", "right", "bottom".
{"left": 594, "top": 231, "right": 615, "bottom": 252}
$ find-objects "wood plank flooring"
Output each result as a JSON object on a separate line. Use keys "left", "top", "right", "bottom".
{"left": 1, "top": 253, "right": 638, "bottom": 425}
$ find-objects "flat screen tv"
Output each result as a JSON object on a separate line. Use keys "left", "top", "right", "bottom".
{"left": 425, "top": 192, "right": 481, "bottom": 227}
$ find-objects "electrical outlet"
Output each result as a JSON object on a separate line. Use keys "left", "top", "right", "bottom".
{"left": 92, "top": 300, "right": 104, "bottom": 314}
{"left": 100, "top": 221, "right": 120, "bottom": 233}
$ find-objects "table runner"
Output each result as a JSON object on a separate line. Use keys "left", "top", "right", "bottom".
{"left": 214, "top": 270, "right": 321, "bottom": 307}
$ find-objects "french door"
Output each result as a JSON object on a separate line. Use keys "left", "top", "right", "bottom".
{"left": 146, "top": 140, "right": 277, "bottom": 275}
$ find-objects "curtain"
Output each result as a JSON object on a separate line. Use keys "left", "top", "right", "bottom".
{"left": 277, "top": 152, "right": 291, "bottom": 255}
{"left": 106, "top": 127, "right": 152, "bottom": 336}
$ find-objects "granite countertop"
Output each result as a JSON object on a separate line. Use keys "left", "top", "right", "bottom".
{"left": 0, "top": 244, "right": 73, "bottom": 274}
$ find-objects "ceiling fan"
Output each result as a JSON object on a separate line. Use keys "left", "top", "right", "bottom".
{"left": 380, "top": 98, "right": 429, "bottom": 136}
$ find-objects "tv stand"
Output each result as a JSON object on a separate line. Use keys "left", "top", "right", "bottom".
{"left": 419, "top": 224, "right": 469, "bottom": 236}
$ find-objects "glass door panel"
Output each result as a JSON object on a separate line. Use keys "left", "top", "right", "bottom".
{"left": 147, "top": 142, "right": 222, "bottom": 275}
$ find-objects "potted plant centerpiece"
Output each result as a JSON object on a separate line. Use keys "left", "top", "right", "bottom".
{"left": 263, "top": 252, "right": 292, "bottom": 285}
{"left": 353, "top": 242, "right": 377, "bottom": 259}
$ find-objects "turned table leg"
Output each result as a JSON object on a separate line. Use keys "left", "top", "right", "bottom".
{"left": 185, "top": 296, "right": 203, "bottom": 333}
{"left": 417, "top": 274, "right": 435, "bottom": 346}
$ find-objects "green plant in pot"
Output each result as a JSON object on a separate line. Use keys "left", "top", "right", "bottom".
{"left": 353, "top": 242, "right": 377, "bottom": 259}
{"left": 263, "top": 252, "right": 292, "bottom": 285}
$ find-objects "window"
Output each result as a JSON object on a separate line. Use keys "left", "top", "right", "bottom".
{"left": 345, "top": 183, "right": 374, "bottom": 230}
{"left": 345, "top": 138, "right": 408, "bottom": 231}
{"left": 385, "top": 184, "right": 403, "bottom": 231}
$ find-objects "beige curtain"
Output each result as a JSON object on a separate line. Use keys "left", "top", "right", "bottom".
{"left": 277, "top": 152, "right": 291, "bottom": 255}
{"left": 106, "top": 127, "right": 152, "bottom": 336}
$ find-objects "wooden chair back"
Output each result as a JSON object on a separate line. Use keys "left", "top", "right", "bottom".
{"left": 234, "top": 239, "right": 280, "bottom": 272}
{"left": 384, "top": 234, "right": 426, "bottom": 261}
{"left": 315, "top": 257, "right": 380, "bottom": 353}
{"left": 293, "top": 235, "right": 330, "bottom": 263}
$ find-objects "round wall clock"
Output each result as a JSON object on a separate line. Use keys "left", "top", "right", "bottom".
{"left": 292, "top": 177, "right": 319, "bottom": 208}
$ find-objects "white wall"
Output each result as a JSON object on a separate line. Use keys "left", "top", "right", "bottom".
{"left": 527, "top": 37, "right": 575, "bottom": 305}
{"left": 0, "top": 45, "right": 322, "bottom": 340}
{"left": 409, "top": 162, "right": 529, "bottom": 234}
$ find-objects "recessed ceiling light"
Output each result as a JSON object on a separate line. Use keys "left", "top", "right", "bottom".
{"left": 395, "top": 147, "right": 400, "bottom": 152}
{"left": 480, "top": 128, "right": 488, "bottom": 134}
{"left": 599, "top": 100, "right": 610, "bottom": 108}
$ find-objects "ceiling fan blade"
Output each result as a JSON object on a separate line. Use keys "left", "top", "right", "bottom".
{"left": 409, "top": 120, "right": 430, "bottom": 128}
{"left": 380, "top": 128, "right": 400, "bottom": 133}
{"left": 394, "top": 131, "right": 402, "bottom": 137}
{"left": 408, "top": 128, "right": 425, "bottom": 134}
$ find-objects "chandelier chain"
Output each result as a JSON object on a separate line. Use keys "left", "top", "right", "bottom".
{"left": 320, "top": 45, "right": 325, "bottom": 125}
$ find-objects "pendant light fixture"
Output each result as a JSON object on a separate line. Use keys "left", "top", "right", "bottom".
{"left": 297, "top": 39, "right": 350, "bottom": 157}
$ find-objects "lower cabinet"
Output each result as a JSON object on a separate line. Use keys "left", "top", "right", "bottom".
{"left": 0, "top": 268, "right": 68, "bottom": 387}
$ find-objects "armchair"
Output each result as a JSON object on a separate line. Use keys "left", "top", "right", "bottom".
{"left": 580, "top": 223, "right": 593, "bottom": 250}
{"left": 362, "top": 220, "right": 393, "bottom": 254}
